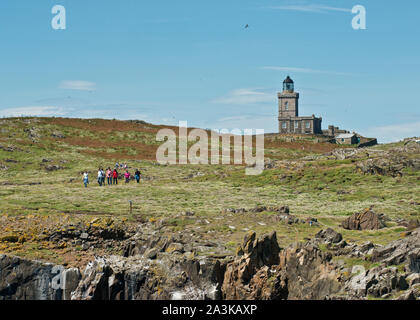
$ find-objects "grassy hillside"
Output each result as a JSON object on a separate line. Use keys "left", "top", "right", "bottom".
{"left": 0, "top": 117, "right": 419, "bottom": 267}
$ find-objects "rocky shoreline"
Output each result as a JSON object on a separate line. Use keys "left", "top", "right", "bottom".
{"left": 1, "top": 223, "right": 419, "bottom": 300}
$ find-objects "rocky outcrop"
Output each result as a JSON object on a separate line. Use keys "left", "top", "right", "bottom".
{"left": 71, "top": 254, "right": 227, "bottom": 300}
{"left": 69, "top": 223, "right": 231, "bottom": 300}
{"left": 356, "top": 155, "right": 420, "bottom": 177}
{"left": 2, "top": 228, "right": 420, "bottom": 300}
{"left": 222, "top": 206, "right": 290, "bottom": 215}
{"left": 24, "top": 127, "right": 41, "bottom": 143}
{"left": 371, "top": 228, "right": 420, "bottom": 269}
{"left": 222, "top": 231, "right": 344, "bottom": 300}
{"left": 341, "top": 208, "right": 385, "bottom": 230}
{"left": 222, "top": 231, "right": 283, "bottom": 300}
{"left": 0, "top": 255, "right": 80, "bottom": 300}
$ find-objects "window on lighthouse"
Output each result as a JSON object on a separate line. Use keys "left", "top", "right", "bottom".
{"left": 284, "top": 101, "right": 289, "bottom": 111}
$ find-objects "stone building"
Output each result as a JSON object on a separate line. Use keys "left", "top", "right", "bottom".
{"left": 335, "top": 133, "right": 359, "bottom": 145}
{"left": 278, "top": 76, "right": 323, "bottom": 134}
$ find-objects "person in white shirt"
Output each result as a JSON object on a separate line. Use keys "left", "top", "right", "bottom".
{"left": 98, "top": 168, "right": 103, "bottom": 186}
{"left": 83, "top": 172, "right": 89, "bottom": 188}
{"left": 100, "top": 168, "right": 105, "bottom": 186}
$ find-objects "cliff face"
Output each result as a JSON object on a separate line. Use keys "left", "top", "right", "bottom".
{"left": 0, "top": 255, "right": 80, "bottom": 300}
{"left": 1, "top": 228, "right": 419, "bottom": 300}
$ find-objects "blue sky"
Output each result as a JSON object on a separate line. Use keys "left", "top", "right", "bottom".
{"left": 0, "top": 0, "right": 419, "bottom": 143}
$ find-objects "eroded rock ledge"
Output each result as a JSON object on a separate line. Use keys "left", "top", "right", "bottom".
{"left": 1, "top": 227, "right": 419, "bottom": 300}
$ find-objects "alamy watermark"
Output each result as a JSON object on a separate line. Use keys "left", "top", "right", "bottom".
{"left": 51, "top": 5, "right": 66, "bottom": 30}
{"left": 352, "top": 5, "right": 367, "bottom": 30}
{"left": 156, "top": 121, "right": 265, "bottom": 175}
{"left": 50, "top": 4, "right": 367, "bottom": 31}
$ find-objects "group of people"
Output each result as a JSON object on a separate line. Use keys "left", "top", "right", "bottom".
{"left": 115, "top": 162, "right": 128, "bottom": 170}
{"left": 82, "top": 164, "right": 141, "bottom": 188}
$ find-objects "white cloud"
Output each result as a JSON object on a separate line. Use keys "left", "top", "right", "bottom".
{"left": 267, "top": 4, "right": 351, "bottom": 13}
{"left": 212, "top": 88, "right": 275, "bottom": 105}
{"left": 261, "top": 66, "right": 356, "bottom": 76}
{"left": 60, "top": 80, "right": 96, "bottom": 91}
{"left": 361, "top": 121, "right": 420, "bottom": 143}
{"left": 0, "top": 106, "right": 67, "bottom": 117}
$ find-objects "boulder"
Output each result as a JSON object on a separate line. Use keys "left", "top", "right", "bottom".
{"left": 341, "top": 208, "right": 385, "bottom": 230}
{"left": 315, "top": 228, "right": 343, "bottom": 244}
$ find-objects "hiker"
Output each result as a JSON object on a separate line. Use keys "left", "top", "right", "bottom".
{"left": 97, "top": 168, "right": 103, "bottom": 186}
{"left": 115, "top": 162, "right": 119, "bottom": 169}
{"left": 106, "top": 167, "right": 112, "bottom": 185}
{"left": 124, "top": 170, "right": 131, "bottom": 183}
{"left": 83, "top": 171, "right": 89, "bottom": 188}
{"left": 112, "top": 169, "right": 118, "bottom": 185}
{"left": 100, "top": 168, "right": 105, "bottom": 186}
{"left": 134, "top": 169, "right": 141, "bottom": 184}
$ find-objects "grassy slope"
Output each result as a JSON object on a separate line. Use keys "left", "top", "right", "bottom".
{"left": 0, "top": 117, "right": 419, "bottom": 266}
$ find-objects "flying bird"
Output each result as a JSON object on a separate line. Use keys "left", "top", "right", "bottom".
{"left": 245, "top": 24, "right": 249, "bottom": 29}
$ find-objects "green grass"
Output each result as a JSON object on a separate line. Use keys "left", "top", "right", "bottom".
{"left": 0, "top": 117, "right": 419, "bottom": 264}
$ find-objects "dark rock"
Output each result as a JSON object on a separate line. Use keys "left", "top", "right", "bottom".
{"left": 44, "top": 165, "right": 64, "bottom": 172}
{"left": 315, "top": 228, "right": 343, "bottom": 244}
{"left": 51, "top": 132, "right": 66, "bottom": 139}
{"left": 145, "top": 248, "right": 158, "bottom": 260}
{"left": 397, "top": 276, "right": 409, "bottom": 291}
{"left": 28, "top": 182, "right": 41, "bottom": 186}
{"left": 0, "top": 255, "right": 78, "bottom": 300}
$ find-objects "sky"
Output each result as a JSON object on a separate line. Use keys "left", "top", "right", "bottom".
{"left": 0, "top": 0, "right": 419, "bottom": 143}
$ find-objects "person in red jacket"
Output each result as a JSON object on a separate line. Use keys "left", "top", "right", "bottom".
{"left": 112, "top": 169, "right": 118, "bottom": 185}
